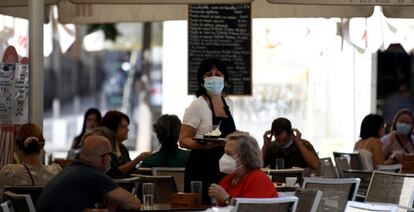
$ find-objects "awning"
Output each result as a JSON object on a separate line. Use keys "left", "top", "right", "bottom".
{"left": 0, "top": 0, "right": 375, "bottom": 24}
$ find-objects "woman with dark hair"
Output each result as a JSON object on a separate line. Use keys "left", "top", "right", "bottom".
{"left": 381, "top": 108, "right": 414, "bottom": 164}
{"left": 208, "top": 134, "right": 277, "bottom": 206}
{"left": 354, "top": 114, "right": 385, "bottom": 170}
{"left": 0, "top": 123, "right": 61, "bottom": 199}
{"left": 101, "top": 110, "right": 151, "bottom": 178}
{"left": 71, "top": 108, "right": 102, "bottom": 149}
{"left": 179, "top": 58, "right": 237, "bottom": 204}
{"left": 140, "top": 114, "right": 189, "bottom": 167}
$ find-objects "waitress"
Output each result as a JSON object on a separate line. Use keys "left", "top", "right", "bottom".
{"left": 179, "top": 58, "right": 236, "bottom": 204}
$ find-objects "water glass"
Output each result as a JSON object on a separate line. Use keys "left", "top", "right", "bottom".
{"left": 191, "top": 181, "right": 202, "bottom": 193}
{"left": 142, "top": 183, "right": 154, "bottom": 209}
{"left": 210, "top": 197, "right": 218, "bottom": 207}
{"left": 275, "top": 158, "right": 285, "bottom": 169}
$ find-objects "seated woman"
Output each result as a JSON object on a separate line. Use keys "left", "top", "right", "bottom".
{"left": 141, "top": 114, "right": 189, "bottom": 168}
{"left": 353, "top": 114, "right": 385, "bottom": 170}
{"left": 0, "top": 123, "right": 61, "bottom": 200}
{"left": 381, "top": 108, "right": 414, "bottom": 164}
{"left": 67, "top": 108, "right": 102, "bottom": 159}
{"left": 208, "top": 133, "right": 277, "bottom": 206}
{"left": 101, "top": 110, "right": 151, "bottom": 178}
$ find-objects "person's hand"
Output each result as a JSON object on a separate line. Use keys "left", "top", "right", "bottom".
{"left": 292, "top": 128, "right": 302, "bottom": 144}
{"left": 135, "top": 151, "right": 152, "bottom": 161}
{"left": 208, "top": 183, "right": 229, "bottom": 203}
{"left": 263, "top": 130, "right": 272, "bottom": 146}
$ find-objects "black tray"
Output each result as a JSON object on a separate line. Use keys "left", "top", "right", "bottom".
{"left": 194, "top": 137, "right": 225, "bottom": 144}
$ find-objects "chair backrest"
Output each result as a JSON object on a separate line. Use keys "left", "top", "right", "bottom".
{"left": 135, "top": 167, "right": 153, "bottom": 175}
{"left": 302, "top": 177, "right": 360, "bottom": 212}
{"left": 265, "top": 168, "right": 304, "bottom": 186}
{"left": 234, "top": 197, "right": 298, "bottom": 212}
{"left": 334, "top": 157, "right": 350, "bottom": 178}
{"left": 133, "top": 175, "right": 178, "bottom": 204}
{"left": 319, "top": 157, "right": 338, "bottom": 178}
{"left": 340, "top": 170, "right": 372, "bottom": 199}
{"left": 152, "top": 167, "right": 185, "bottom": 192}
{"left": 344, "top": 201, "right": 399, "bottom": 212}
{"left": 3, "top": 191, "right": 35, "bottom": 212}
{"left": 375, "top": 164, "right": 402, "bottom": 173}
{"left": 294, "top": 188, "right": 322, "bottom": 212}
{"left": 3, "top": 186, "right": 44, "bottom": 206}
{"left": 0, "top": 125, "right": 16, "bottom": 168}
{"left": 333, "top": 152, "right": 363, "bottom": 170}
{"left": 366, "top": 171, "right": 414, "bottom": 208}
{"left": 113, "top": 176, "right": 140, "bottom": 193}
{"left": 0, "top": 200, "right": 13, "bottom": 212}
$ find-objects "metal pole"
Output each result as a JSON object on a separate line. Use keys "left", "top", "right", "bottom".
{"left": 29, "top": 0, "right": 44, "bottom": 129}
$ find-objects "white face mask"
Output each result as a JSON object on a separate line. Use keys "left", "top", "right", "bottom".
{"left": 219, "top": 153, "right": 238, "bottom": 174}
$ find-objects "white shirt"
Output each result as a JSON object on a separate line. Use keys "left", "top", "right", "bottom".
{"left": 182, "top": 96, "right": 233, "bottom": 138}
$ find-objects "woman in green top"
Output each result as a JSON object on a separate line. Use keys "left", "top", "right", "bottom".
{"left": 101, "top": 110, "right": 151, "bottom": 178}
{"left": 141, "top": 114, "right": 190, "bottom": 167}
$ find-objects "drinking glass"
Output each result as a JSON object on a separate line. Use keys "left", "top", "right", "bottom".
{"left": 142, "top": 183, "right": 154, "bottom": 209}
{"left": 275, "top": 158, "right": 285, "bottom": 169}
{"left": 191, "top": 181, "right": 202, "bottom": 193}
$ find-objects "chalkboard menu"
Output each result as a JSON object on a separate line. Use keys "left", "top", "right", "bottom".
{"left": 188, "top": 4, "right": 251, "bottom": 95}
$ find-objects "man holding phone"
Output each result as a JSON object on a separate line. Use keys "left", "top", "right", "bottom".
{"left": 262, "top": 117, "right": 319, "bottom": 169}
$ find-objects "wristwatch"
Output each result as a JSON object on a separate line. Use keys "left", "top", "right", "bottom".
{"left": 224, "top": 196, "right": 232, "bottom": 205}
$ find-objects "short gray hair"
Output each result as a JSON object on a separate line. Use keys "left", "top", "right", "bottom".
{"left": 226, "top": 133, "right": 263, "bottom": 170}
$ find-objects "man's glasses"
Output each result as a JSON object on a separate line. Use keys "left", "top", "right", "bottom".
{"left": 100, "top": 152, "right": 113, "bottom": 158}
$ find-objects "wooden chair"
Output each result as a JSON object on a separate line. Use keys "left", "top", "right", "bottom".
{"left": 302, "top": 177, "right": 360, "bottom": 212}
{"left": 264, "top": 168, "right": 304, "bottom": 186}
{"left": 3, "top": 191, "right": 35, "bottom": 212}
{"left": 3, "top": 185, "right": 44, "bottom": 205}
{"left": 234, "top": 197, "right": 298, "bottom": 212}
{"left": 333, "top": 152, "right": 363, "bottom": 170}
{"left": 152, "top": 167, "right": 185, "bottom": 192}
{"left": 366, "top": 171, "right": 414, "bottom": 209}
{"left": 113, "top": 176, "right": 140, "bottom": 193}
{"left": 319, "top": 157, "right": 338, "bottom": 178}
{"left": 294, "top": 188, "right": 322, "bottom": 212}
{"left": 344, "top": 201, "right": 399, "bottom": 212}
{"left": 132, "top": 174, "right": 177, "bottom": 204}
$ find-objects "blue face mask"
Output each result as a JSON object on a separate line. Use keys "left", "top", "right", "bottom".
{"left": 204, "top": 76, "right": 224, "bottom": 95}
{"left": 396, "top": 122, "right": 412, "bottom": 135}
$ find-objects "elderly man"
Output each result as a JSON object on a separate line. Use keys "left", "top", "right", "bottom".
{"left": 262, "top": 117, "right": 319, "bottom": 169}
{"left": 36, "top": 134, "right": 141, "bottom": 212}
